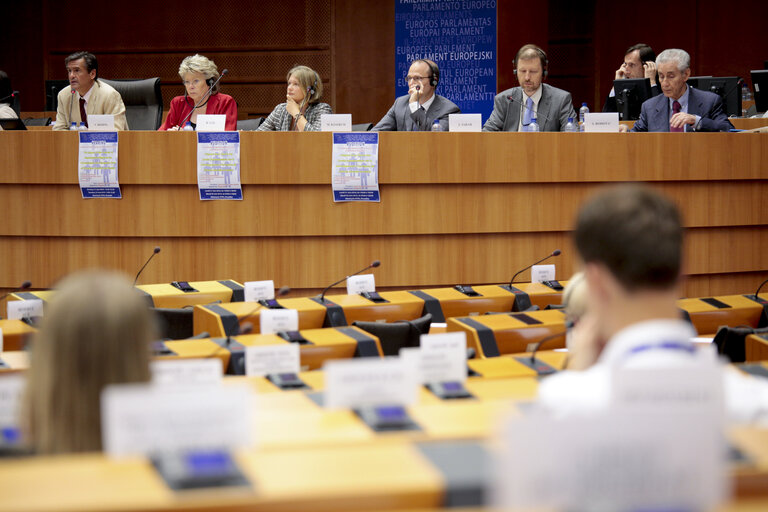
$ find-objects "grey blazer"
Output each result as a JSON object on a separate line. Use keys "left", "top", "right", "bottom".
{"left": 257, "top": 102, "right": 332, "bottom": 132}
{"left": 482, "top": 83, "right": 576, "bottom": 132}
{"left": 631, "top": 86, "right": 733, "bottom": 132}
{"left": 372, "top": 94, "right": 461, "bottom": 131}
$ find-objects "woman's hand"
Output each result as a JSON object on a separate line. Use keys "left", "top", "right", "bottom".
{"left": 286, "top": 96, "right": 300, "bottom": 117}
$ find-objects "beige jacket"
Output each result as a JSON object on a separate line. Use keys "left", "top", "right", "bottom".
{"left": 53, "top": 80, "right": 128, "bottom": 130}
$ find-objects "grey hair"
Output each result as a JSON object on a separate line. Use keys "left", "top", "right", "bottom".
{"left": 178, "top": 54, "right": 220, "bottom": 92}
{"left": 656, "top": 49, "right": 690, "bottom": 73}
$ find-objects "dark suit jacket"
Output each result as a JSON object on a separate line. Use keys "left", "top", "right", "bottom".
{"left": 372, "top": 94, "right": 461, "bottom": 131}
{"left": 631, "top": 86, "right": 734, "bottom": 132}
{"left": 482, "top": 83, "right": 576, "bottom": 132}
{"left": 602, "top": 84, "right": 660, "bottom": 113}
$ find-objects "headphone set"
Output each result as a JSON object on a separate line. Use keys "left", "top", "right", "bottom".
{"left": 513, "top": 45, "right": 549, "bottom": 78}
{"left": 308, "top": 71, "right": 319, "bottom": 97}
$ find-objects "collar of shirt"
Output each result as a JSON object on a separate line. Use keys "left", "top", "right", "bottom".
{"left": 409, "top": 93, "right": 436, "bottom": 113}
{"left": 518, "top": 86, "right": 543, "bottom": 130}
{"left": 598, "top": 319, "right": 697, "bottom": 367}
{"left": 669, "top": 84, "right": 690, "bottom": 113}
{"left": 79, "top": 82, "right": 95, "bottom": 105}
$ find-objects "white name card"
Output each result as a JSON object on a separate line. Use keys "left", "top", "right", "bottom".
{"left": 7, "top": 299, "right": 43, "bottom": 320}
{"left": 101, "top": 382, "right": 254, "bottom": 458}
{"left": 531, "top": 264, "right": 555, "bottom": 283}
{"left": 0, "top": 328, "right": 3, "bottom": 352}
{"left": 448, "top": 113, "right": 482, "bottom": 132}
{"left": 584, "top": 112, "right": 620, "bottom": 132}
{"left": 0, "top": 374, "right": 25, "bottom": 428}
{"left": 245, "top": 343, "right": 300, "bottom": 377}
{"left": 321, "top": 113, "right": 352, "bottom": 132}
{"left": 324, "top": 358, "right": 418, "bottom": 409}
{"left": 150, "top": 359, "right": 223, "bottom": 386}
{"left": 196, "top": 115, "right": 226, "bottom": 132}
{"left": 244, "top": 280, "right": 275, "bottom": 302}
{"left": 259, "top": 308, "right": 299, "bottom": 335}
{"left": 88, "top": 115, "right": 116, "bottom": 131}
{"left": 346, "top": 274, "right": 376, "bottom": 295}
{"left": 409, "top": 332, "right": 467, "bottom": 384}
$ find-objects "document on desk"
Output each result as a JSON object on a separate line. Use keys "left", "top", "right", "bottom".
{"left": 331, "top": 132, "right": 379, "bottom": 202}
{"left": 78, "top": 132, "right": 121, "bottom": 199}
{"left": 197, "top": 132, "right": 242, "bottom": 200}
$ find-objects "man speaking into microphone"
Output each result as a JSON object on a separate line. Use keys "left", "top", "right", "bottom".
{"left": 373, "top": 59, "right": 460, "bottom": 132}
{"left": 483, "top": 44, "right": 575, "bottom": 132}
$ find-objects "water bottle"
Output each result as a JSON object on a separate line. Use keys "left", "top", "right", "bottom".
{"left": 565, "top": 117, "right": 578, "bottom": 132}
{"left": 741, "top": 83, "right": 752, "bottom": 117}
{"left": 183, "top": 121, "right": 194, "bottom": 131}
{"left": 529, "top": 118, "right": 540, "bottom": 132}
{"left": 579, "top": 103, "right": 589, "bottom": 132}
{"left": 430, "top": 119, "right": 442, "bottom": 132}
{"left": 78, "top": 122, "right": 87, "bottom": 130}
{"left": 69, "top": 122, "right": 77, "bottom": 131}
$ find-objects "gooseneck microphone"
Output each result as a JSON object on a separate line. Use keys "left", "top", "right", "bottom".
{"left": 68, "top": 87, "right": 76, "bottom": 125}
{"left": 318, "top": 261, "right": 381, "bottom": 303}
{"left": 0, "top": 280, "right": 32, "bottom": 304}
{"left": 133, "top": 247, "right": 161, "bottom": 286}
{"left": 507, "top": 94, "right": 551, "bottom": 126}
{"left": 226, "top": 286, "right": 291, "bottom": 346}
{"left": 0, "top": 91, "right": 18, "bottom": 103}
{"left": 178, "top": 69, "right": 229, "bottom": 129}
{"left": 529, "top": 321, "right": 574, "bottom": 365}
{"left": 753, "top": 278, "right": 768, "bottom": 300}
{"left": 508, "top": 250, "right": 561, "bottom": 288}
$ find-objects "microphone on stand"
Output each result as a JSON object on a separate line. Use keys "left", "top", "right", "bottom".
{"left": 177, "top": 69, "right": 229, "bottom": 129}
{"left": 226, "top": 286, "right": 291, "bottom": 346}
{"left": 507, "top": 94, "right": 551, "bottom": 126}
{"left": 68, "top": 87, "right": 76, "bottom": 126}
{"left": 752, "top": 278, "right": 768, "bottom": 301}
{"left": 317, "top": 261, "right": 381, "bottom": 303}
{"left": 133, "top": 247, "right": 161, "bottom": 286}
{"left": 506, "top": 250, "right": 561, "bottom": 288}
{"left": 0, "top": 281, "right": 32, "bottom": 320}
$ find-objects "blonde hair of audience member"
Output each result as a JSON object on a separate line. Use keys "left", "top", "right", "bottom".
{"left": 561, "top": 272, "right": 588, "bottom": 326}
{"left": 25, "top": 270, "right": 154, "bottom": 454}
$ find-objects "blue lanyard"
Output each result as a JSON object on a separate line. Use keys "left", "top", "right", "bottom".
{"left": 626, "top": 341, "right": 696, "bottom": 358}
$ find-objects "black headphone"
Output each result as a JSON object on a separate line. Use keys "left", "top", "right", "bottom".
{"left": 513, "top": 44, "right": 549, "bottom": 78}
{"left": 206, "top": 77, "right": 214, "bottom": 87}
{"left": 423, "top": 59, "right": 439, "bottom": 86}
{"left": 308, "top": 71, "right": 319, "bottom": 97}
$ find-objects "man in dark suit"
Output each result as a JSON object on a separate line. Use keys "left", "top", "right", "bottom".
{"left": 602, "top": 43, "right": 660, "bottom": 113}
{"left": 483, "top": 44, "right": 576, "bottom": 132}
{"left": 630, "top": 48, "right": 733, "bottom": 132}
{"left": 373, "top": 59, "right": 460, "bottom": 131}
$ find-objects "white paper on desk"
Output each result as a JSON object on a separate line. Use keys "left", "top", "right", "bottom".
{"left": 0, "top": 374, "right": 25, "bottom": 428}
{"left": 101, "top": 382, "right": 254, "bottom": 458}
{"left": 244, "top": 280, "right": 275, "bottom": 302}
{"left": 150, "top": 358, "right": 223, "bottom": 386}
{"left": 584, "top": 112, "right": 620, "bottom": 132}
{"left": 245, "top": 343, "right": 300, "bottom": 377}
{"left": 448, "top": 113, "right": 482, "bottom": 132}
{"left": 414, "top": 332, "right": 467, "bottom": 383}
{"left": 78, "top": 131, "right": 121, "bottom": 199}
{"left": 196, "top": 114, "right": 226, "bottom": 131}
{"left": 87, "top": 115, "right": 115, "bottom": 131}
{"left": 346, "top": 274, "right": 376, "bottom": 295}
{"left": 531, "top": 264, "right": 555, "bottom": 283}
{"left": 259, "top": 308, "right": 299, "bottom": 335}
{"left": 321, "top": 113, "right": 352, "bottom": 132}
{"left": 324, "top": 358, "right": 418, "bottom": 409}
{"left": 7, "top": 299, "right": 43, "bottom": 321}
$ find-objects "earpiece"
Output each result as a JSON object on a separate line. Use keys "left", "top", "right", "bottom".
{"left": 206, "top": 77, "right": 214, "bottom": 87}
{"left": 309, "top": 72, "right": 319, "bottom": 96}
{"left": 426, "top": 60, "right": 439, "bottom": 86}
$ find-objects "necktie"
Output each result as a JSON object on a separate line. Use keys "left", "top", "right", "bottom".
{"left": 522, "top": 96, "right": 533, "bottom": 131}
{"left": 79, "top": 97, "right": 88, "bottom": 128}
{"left": 670, "top": 100, "right": 683, "bottom": 132}
{"left": 412, "top": 105, "right": 426, "bottom": 131}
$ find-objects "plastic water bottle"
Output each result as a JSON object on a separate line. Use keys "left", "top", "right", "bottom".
{"left": 430, "top": 119, "right": 442, "bottom": 132}
{"left": 579, "top": 103, "right": 589, "bottom": 132}
{"left": 78, "top": 122, "right": 87, "bottom": 130}
{"left": 528, "top": 118, "right": 540, "bottom": 132}
{"left": 565, "top": 117, "right": 578, "bottom": 132}
{"left": 741, "top": 83, "right": 752, "bottom": 117}
{"left": 183, "top": 121, "right": 194, "bottom": 131}
{"left": 69, "top": 122, "right": 77, "bottom": 131}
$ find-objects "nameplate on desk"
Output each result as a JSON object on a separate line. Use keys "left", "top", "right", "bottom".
{"left": 324, "top": 358, "right": 418, "bottom": 409}
{"left": 260, "top": 308, "right": 298, "bottom": 334}
{"left": 531, "top": 264, "right": 555, "bottom": 283}
{"left": 321, "top": 113, "right": 352, "bottom": 132}
{"left": 0, "top": 328, "right": 3, "bottom": 352}
{"left": 7, "top": 299, "right": 43, "bottom": 320}
{"left": 401, "top": 332, "right": 467, "bottom": 384}
{"left": 196, "top": 115, "right": 226, "bottom": 131}
{"left": 150, "top": 359, "right": 223, "bottom": 386}
{"left": 346, "top": 274, "right": 376, "bottom": 294}
{"left": 101, "top": 382, "right": 253, "bottom": 457}
{"left": 245, "top": 343, "right": 300, "bottom": 377}
{"left": 584, "top": 112, "right": 619, "bottom": 132}
{"left": 448, "top": 113, "right": 482, "bottom": 132}
{"left": 0, "top": 374, "right": 25, "bottom": 429}
{"left": 88, "top": 115, "right": 115, "bottom": 131}
{"left": 244, "top": 280, "right": 275, "bottom": 302}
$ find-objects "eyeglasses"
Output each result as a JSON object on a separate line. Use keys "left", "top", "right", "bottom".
{"left": 183, "top": 79, "right": 204, "bottom": 86}
{"left": 406, "top": 75, "right": 431, "bottom": 82}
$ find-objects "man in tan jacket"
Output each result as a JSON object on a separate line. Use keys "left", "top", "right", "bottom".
{"left": 53, "top": 51, "right": 128, "bottom": 130}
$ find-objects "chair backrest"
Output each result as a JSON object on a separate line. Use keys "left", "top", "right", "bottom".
{"left": 100, "top": 78, "right": 163, "bottom": 130}
{"left": 151, "top": 307, "right": 194, "bottom": 340}
{"left": 352, "top": 123, "right": 373, "bottom": 131}
{"left": 237, "top": 118, "right": 264, "bottom": 131}
{"left": 352, "top": 313, "right": 432, "bottom": 356}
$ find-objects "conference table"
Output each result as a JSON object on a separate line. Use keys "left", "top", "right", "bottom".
{"left": 0, "top": 131, "right": 765, "bottom": 303}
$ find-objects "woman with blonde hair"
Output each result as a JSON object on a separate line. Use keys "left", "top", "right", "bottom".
{"left": 25, "top": 270, "right": 155, "bottom": 454}
{"left": 159, "top": 54, "right": 238, "bottom": 131}
{"left": 258, "top": 65, "right": 332, "bottom": 131}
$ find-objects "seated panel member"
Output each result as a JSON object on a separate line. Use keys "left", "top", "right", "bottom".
{"left": 630, "top": 48, "right": 733, "bottom": 132}
{"left": 0, "top": 70, "right": 18, "bottom": 119}
{"left": 258, "top": 66, "right": 331, "bottom": 131}
{"left": 159, "top": 54, "right": 237, "bottom": 131}
{"left": 372, "top": 59, "right": 460, "bottom": 132}
{"left": 483, "top": 44, "right": 575, "bottom": 132}
{"left": 602, "top": 43, "right": 660, "bottom": 113}
{"left": 53, "top": 51, "right": 128, "bottom": 130}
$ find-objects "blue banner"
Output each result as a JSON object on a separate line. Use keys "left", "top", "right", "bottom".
{"left": 395, "top": 0, "right": 497, "bottom": 123}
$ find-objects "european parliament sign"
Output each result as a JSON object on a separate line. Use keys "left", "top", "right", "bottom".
{"left": 395, "top": 0, "right": 497, "bottom": 122}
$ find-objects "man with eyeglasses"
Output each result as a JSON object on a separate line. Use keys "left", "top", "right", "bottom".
{"left": 373, "top": 59, "right": 460, "bottom": 131}
{"left": 602, "top": 43, "right": 660, "bottom": 113}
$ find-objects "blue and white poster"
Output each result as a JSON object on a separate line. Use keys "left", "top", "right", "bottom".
{"left": 78, "top": 132, "right": 121, "bottom": 199}
{"left": 331, "top": 133, "right": 379, "bottom": 202}
{"left": 197, "top": 132, "right": 242, "bottom": 201}
{"left": 395, "top": 0, "right": 497, "bottom": 122}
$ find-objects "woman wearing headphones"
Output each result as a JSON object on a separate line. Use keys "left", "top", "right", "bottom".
{"left": 258, "top": 65, "right": 331, "bottom": 131}
{"left": 159, "top": 54, "right": 238, "bottom": 131}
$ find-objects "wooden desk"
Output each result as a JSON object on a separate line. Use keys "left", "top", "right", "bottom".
{"left": 745, "top": 334, "right": 768, "bottom": 362}
{"left": 678, "top": 294, "right": 766, "bottom": 335}
{"left": 0, "top": 319, "right": 36, "bottom": 351}
{"left": 193, "top": 298, "right": 328, "bottom": 337}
